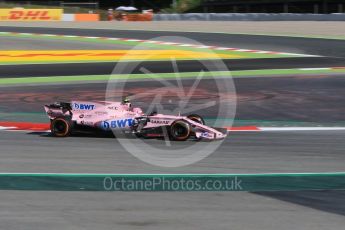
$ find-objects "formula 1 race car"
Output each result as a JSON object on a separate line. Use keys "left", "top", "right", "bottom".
{"left": 44, "top": 100, "right": 227, "bottom": 141}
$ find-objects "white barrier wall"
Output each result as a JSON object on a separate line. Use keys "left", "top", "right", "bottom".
{"left": 62, "top": 14, "right": 75, "bottom": 21}
{"left": 154, "top": 13, "right": 345, "bottom": 21}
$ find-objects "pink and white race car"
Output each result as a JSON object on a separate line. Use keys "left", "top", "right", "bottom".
{"left": 44, "top": 100, "right": 227, "bottom": 141}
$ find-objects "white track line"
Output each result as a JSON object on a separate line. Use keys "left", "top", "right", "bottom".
{"left": 299, "top": 68, "right": 331, "bottom": 71}
{"left": 226, "top": 127, "right": 345, "bottom": 132}
{"left": 260, "top": 127, "right": 345, "bottom": 131}
{"left": 0, "top": 126, "right": 16, "bottom": 130}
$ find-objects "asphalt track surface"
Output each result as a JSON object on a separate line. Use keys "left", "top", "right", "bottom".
{"left": 2, "top": 57, "right": 345, "bottom": 78}
{"left": 1, "top": 131, "right": 344, "bottom": 173}
{"left": 0, "top": 190, "right": 344, "bottom": 230}
{"left": 1, "top": 26, "right": 345, "bottom": 229}
{"left": 0, "top": 131, "right": 344, "bottom": 230}
{"left": 0, "top": 36, "right": 139, "bottom": 50}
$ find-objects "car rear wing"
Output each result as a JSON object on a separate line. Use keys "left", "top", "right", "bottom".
{"left": 44, "top": 102, "right": 72, "bottom": 120}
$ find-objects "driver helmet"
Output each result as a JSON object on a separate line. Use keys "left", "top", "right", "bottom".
{"left": 122, "top": 97, "right": 130, "bottom": 103}
{"left": 122, "top": 96, "right": 131, "bottom": 108}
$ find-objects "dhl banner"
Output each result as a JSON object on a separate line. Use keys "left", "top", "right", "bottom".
{"left": 0, "top": 9, "right": 62, "bottom": 21}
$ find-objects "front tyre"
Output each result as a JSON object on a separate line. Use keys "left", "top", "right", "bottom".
{"left": 51, "top": 117, "right": 72, "bottom": 137}
{"left": 170, "top": 120, "right": 191, "bottom": 141}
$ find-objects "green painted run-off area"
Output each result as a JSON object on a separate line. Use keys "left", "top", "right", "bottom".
{"left": 0, "top": 173, "right": 344, "bottom": 192}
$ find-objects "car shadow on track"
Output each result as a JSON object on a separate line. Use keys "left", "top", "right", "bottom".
{"left": 254, "top": 190, "right": 345, "bottom": 216}
{"left": 26, "top": 131, "right": 201, "bottom": 142}
{"left": 27, "top": 131, "right": 117, "bottom": 139}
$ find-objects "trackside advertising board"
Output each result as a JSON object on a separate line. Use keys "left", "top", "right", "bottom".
{"left": 0, "top": 9, "right": 62, "bottom": 21}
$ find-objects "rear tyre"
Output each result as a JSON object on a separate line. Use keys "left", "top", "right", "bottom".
{"left": 187, "top": 114, "right": 205, "bottom": 125}
{"left": 170, "top": 120, "right": 191, "bottom": 141}
{"left": 51, "top": 117, "right": 71, "bottom": 137}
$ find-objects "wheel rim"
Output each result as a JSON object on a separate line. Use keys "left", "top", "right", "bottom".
{"left": 172, "top": 122, "right": 190, "bottom": 139}
{"left": 53, "top": 120, "right": 67, "bottom": 135}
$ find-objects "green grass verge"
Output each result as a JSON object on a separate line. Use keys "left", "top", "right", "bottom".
{"left": 1, "top": 68, "right": 345, "bottom": 85}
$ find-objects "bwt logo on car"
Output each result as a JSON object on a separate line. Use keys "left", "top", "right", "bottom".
{"left": 74, "top": 103, "right": 95, "bottom": 110}
{"left": 102, "top": 119, "right": 134, "bottom": 130}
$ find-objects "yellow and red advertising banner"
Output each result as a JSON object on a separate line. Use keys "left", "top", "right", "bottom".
{"left": 0, "top": 9, "right": 62, "bottom": 21}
